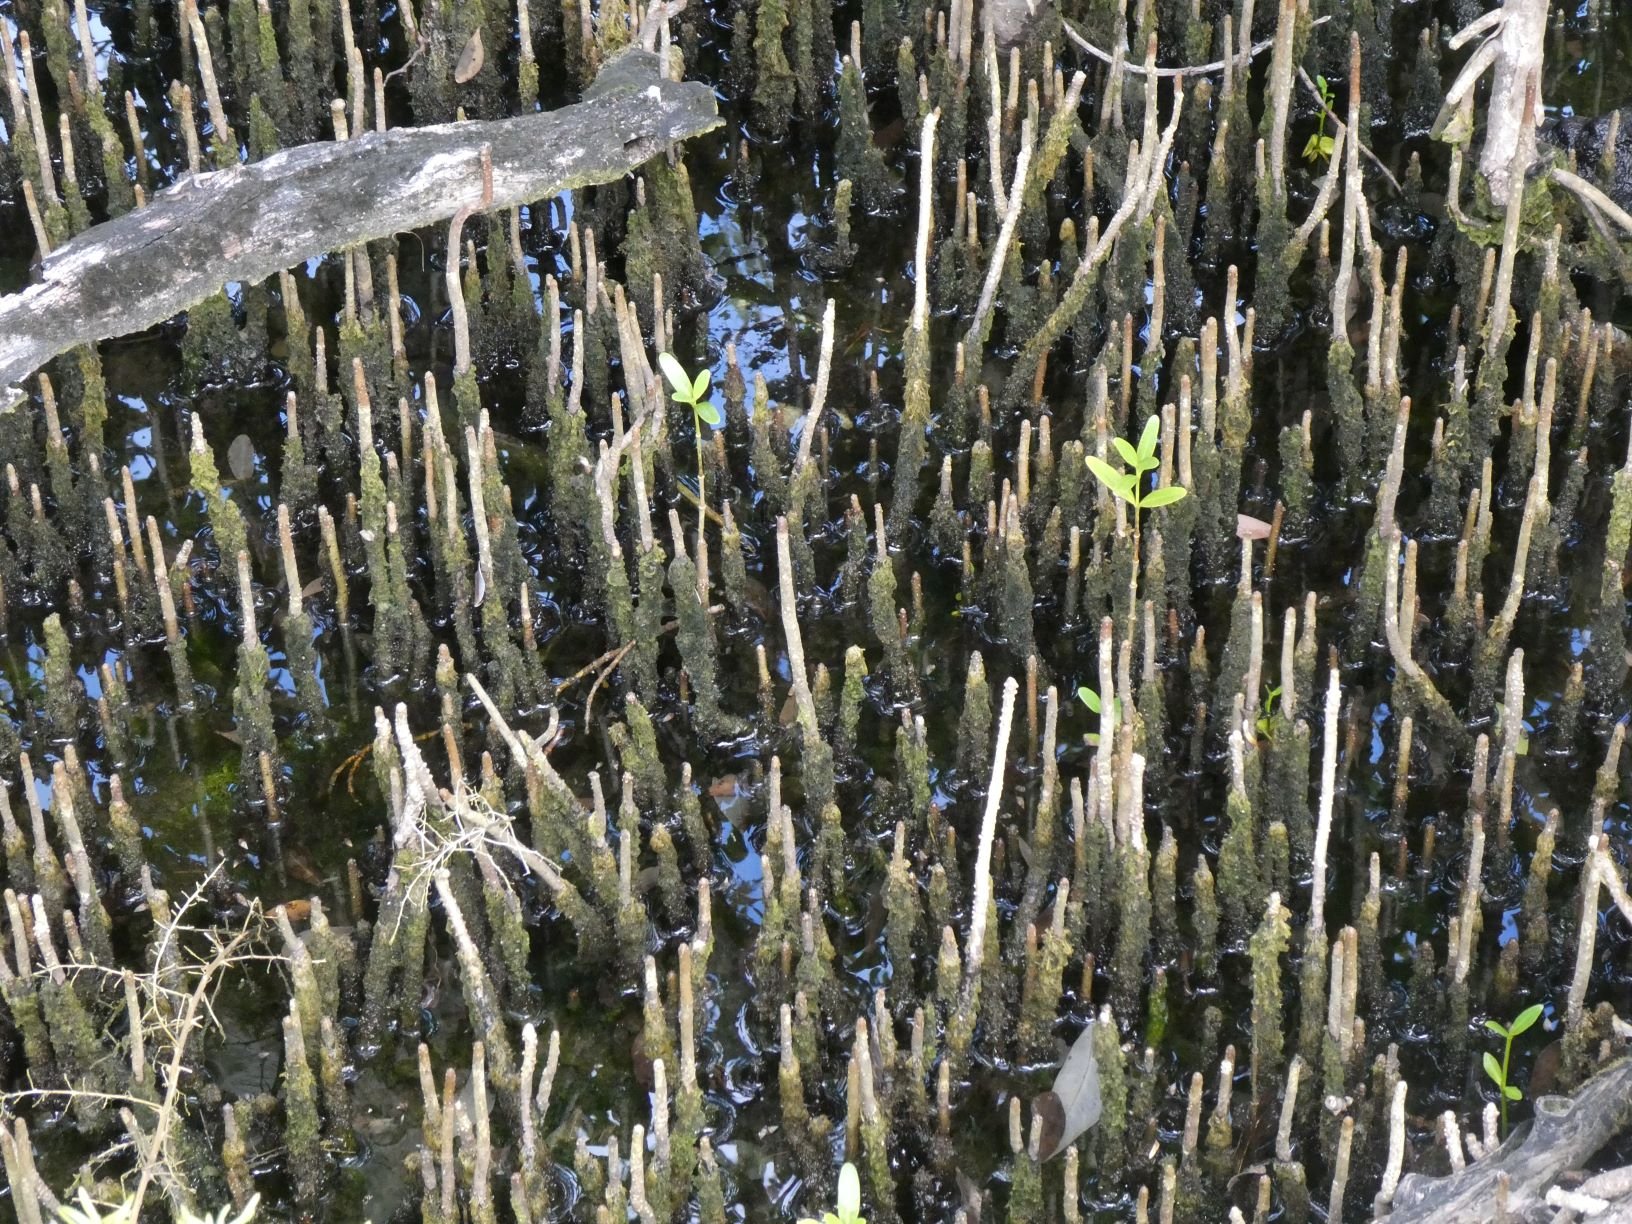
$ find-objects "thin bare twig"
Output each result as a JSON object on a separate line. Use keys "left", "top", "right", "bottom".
{"left": 1551, "top": 166, "right": 1632, "bottom": 237}
{"left": 1296, "top": 66, "right": 1403, "bottom": 194}
{"left": 1061, "top": 13, "right": 1329, "bottom": 77}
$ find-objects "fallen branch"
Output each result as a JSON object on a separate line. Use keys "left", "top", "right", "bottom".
{"left": 1388, "top": 1058, "right": 1632, "bottom": 1222}
{"left": 1060, "top": 13, "right": 1329, "bottom": 77}
{"left": 0, "top": 48, "right": 720, "bottom": 404}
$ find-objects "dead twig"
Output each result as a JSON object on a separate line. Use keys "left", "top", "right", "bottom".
{"left": 1061, "top": 13, "right": 1329, "bottom": 78}
{"left": 1550, "top": 166, "right": 1632, "bottom": 237}
{"left": 1296, "top": 66, "right": 1403, "bottom": 194}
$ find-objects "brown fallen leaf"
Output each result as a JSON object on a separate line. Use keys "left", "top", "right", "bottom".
{"left": 708, "top": 774, "right": 740, "bottom": 799}
{"left": 1033, "top": 1090, "right": 1066, "bottom": 1163}
{"left": 227, "top": 433, "right": 257, "bottom": 482}
{"left": 1040, "top": 1020, "right": 1101, "bottom": 1159}
{"left": 1237, "top": 513, "right": 1273, "bottom": 540}
{"left": 284, "top": 847, "right": 325, "bottom": 887}
{"left": 454, "top": 29, "right": 484, "bottom": 84}
{"left": 278, "top": 898, "right": 313, "bottom": 924}
{"left": 737, "top": 575, "right": 776, "bottom": 620}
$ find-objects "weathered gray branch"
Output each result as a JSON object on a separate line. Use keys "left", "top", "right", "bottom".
{"left": 1479, "top": 0, "right": 1548, "bottom": 207}
{"left": 1388, "top": 1058, "right": 1632, "bottom": 1223}
{"left": 0, "top": 49, "right": 720, "bottom": 404}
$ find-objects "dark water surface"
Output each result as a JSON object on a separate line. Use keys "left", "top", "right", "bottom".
{"left": 2, "top": 0, "right": 1632, "bottom": 1218}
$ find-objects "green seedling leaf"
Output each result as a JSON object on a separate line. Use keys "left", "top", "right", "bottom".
{"left": 695, "top": 400, "right": 724, "bottom": 428}
{"left": 1078, "top": 686, "right": 1101, "bottom": 714}
{"left": 1485, "top": 1019, "right": 1509, "bottom": 1037}
{"left": 1503, "top": 1084, "right": 1523, "bottom": 1100}
{"left": 1086, "top": 456, "right": 1137, "bottom": 505}
{"left": 1139, "top": 485, "right": 1188, "bottom": 509}
{"left": 1303, "top": 133, "right": 1322, "bottom": 162}
{"left": 1509, "top": 1003, "right": 1545, "bottom": 1037}
{"left": 836, "top": 1163, "right": 863, "bottom": 1223}
{"left": 658, "top": 352, "right": 693, "bottom": 401}
{"left": 1482, "top": 1051, "right": 1504, "bottom": 1086}
{"left": 691, "top": 368, "right": 711, "bottom": 400}
{"left": 1137, "top": 414, "right": 1161, "bottom": 465}
{"left": 1113, "top": 437, "right": 1141, "bottom": 469}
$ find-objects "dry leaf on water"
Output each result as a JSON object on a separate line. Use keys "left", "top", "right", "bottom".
{"left": 277, "top": 898, "right": 313, "bottom": 924}
{"left": 454, "top": 30, "right": 484, "bottom": 84}
{"left": 227, "top": 433, "right": 257, "bottom": 482}
{"left": 1236, "top": 512, "right": 1273, "bottom": 540}
{"left": 1036, "top": 1020, "right": 1101, "bottom": 1160}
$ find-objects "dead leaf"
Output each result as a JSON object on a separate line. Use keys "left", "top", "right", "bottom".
{"left": 278, "top": 898, "right": 313, "bottom": 924}
{"left": 215, "top": 727, "right": 243, "bottom": 746}
{"left": 454, "top": 29, "right": 484, "bottom": 84}
{"left": 1040, "top": 1020, "right": 1101, "bottom": 1159}
{"left": 708, "top": 774, "right": 740, "bottom": 799}
{"left": 1015, "top": 834, "right": 1035, "bottom": 871}
{"left": 227, "top": 433, "right": 257, "bottom": 482}
{"left": 1033, "top": 1090, "right": 1066, "bottom": 1163}
{"left": 302, "top": 576, "right": 327, "bottom": 599}
{"left": 1236, "top": 513, "right": 1272, "bottom": 541}
{"left": 285, "top": 848, "right": 325, "bottom": 887}
{"left": 737, "top": 575, "right": 776, "bottom": 619}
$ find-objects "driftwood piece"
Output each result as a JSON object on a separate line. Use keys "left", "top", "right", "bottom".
{"left": 0, "top": 49, "right": 721, "bottom": 404}
{"left": 1477, "top": 0, "right": 1547, "bottom": 208}
{"left": 1387, "top": 1058, "right": 1632, "bottom": 1223}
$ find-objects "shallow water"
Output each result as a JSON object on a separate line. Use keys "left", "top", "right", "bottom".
{"left": 2, "top": 0, "right": 1632, "bottom": 1219}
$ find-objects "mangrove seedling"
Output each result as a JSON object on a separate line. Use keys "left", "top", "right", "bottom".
{"left": 1484, "top": 1002, "right": 1545, "bottom": 1135}
{"left": 660, "top": 351, "right": 723, "bottom": 546}
{"left": 1303, "top": 75, "right": 1336, "bottom": 163}
{"left": 1255, "top": 684, "right": 1285, "bottom": 741}
{"left": 1086, "top": 413, "right": 1187, "bottom": 642}
{"left": 1076, "top": 686, "right": 1124, "bottom": 745}
{"left": 799, "top": 1162, "right": 866, "bottom": 1224}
